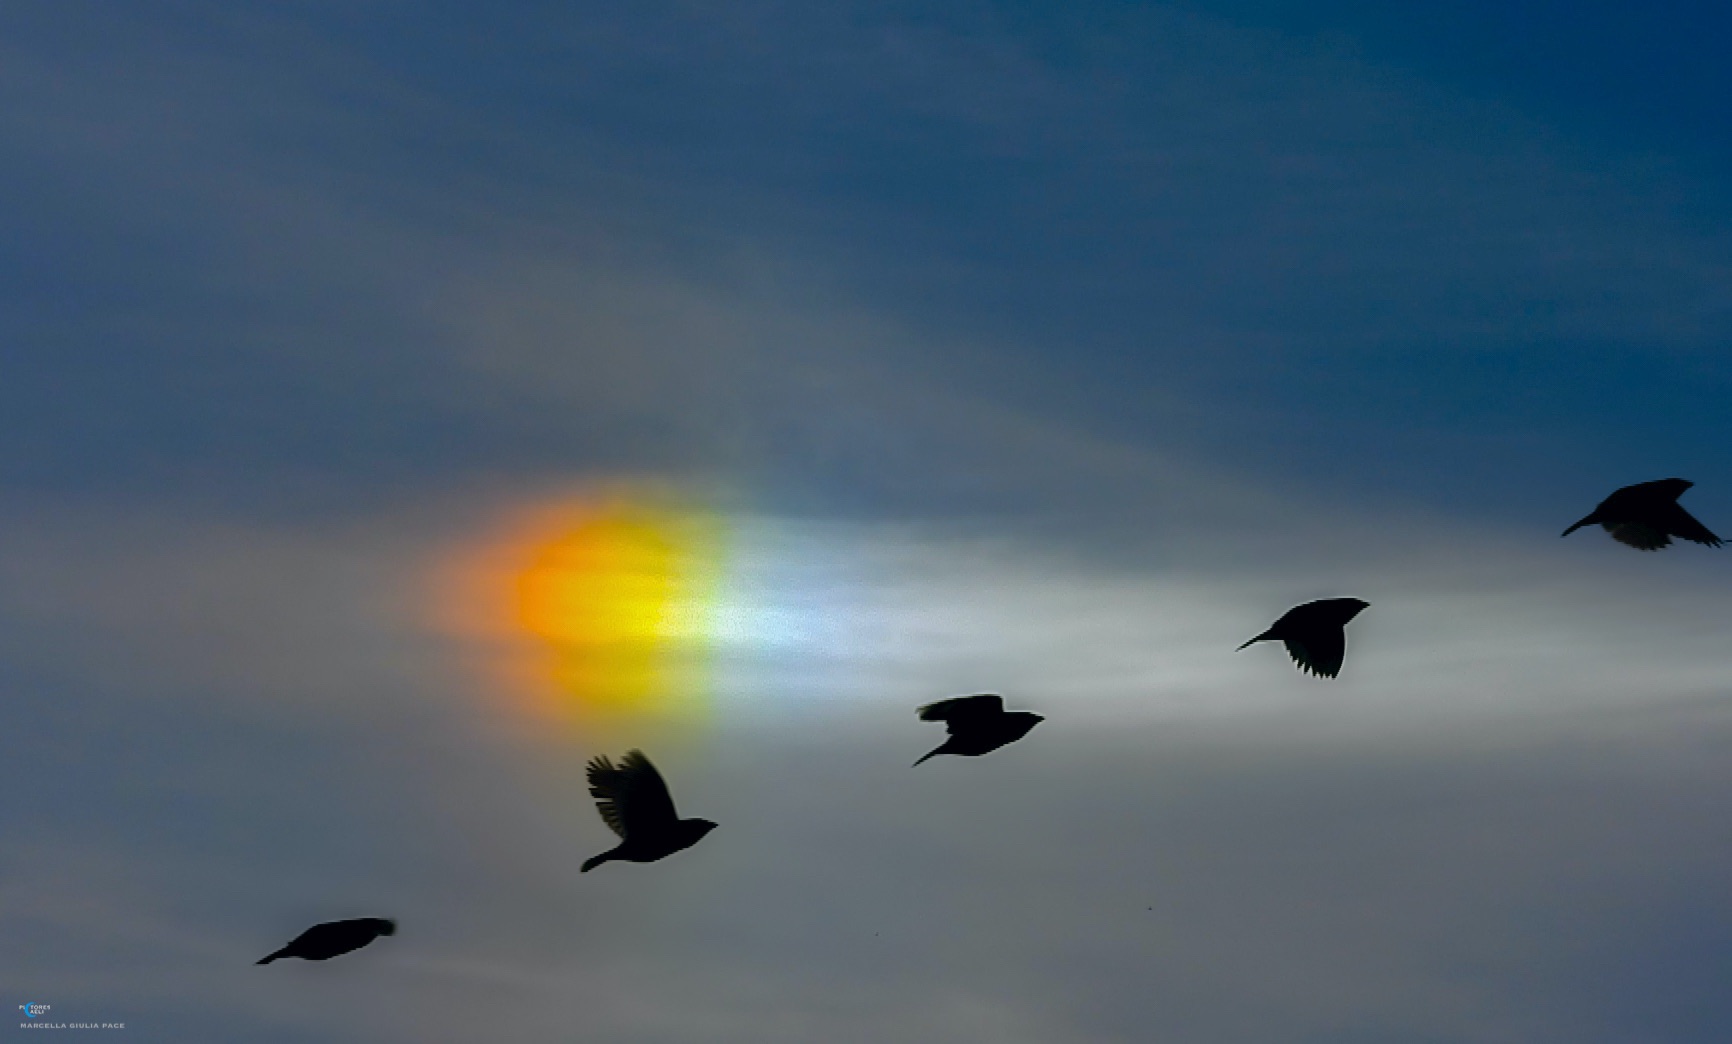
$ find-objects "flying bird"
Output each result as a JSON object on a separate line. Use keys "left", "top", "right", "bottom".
{"left": 913, "top": 693, "right": 1043, "bottom": 766}
{"left": 581, "top": 749, "right": 717, "bottom": 873}
{"left": 256, "top": 917, "right": 395, "bottom": 964}
{"left": 1237, "top": 598, "right": 1369, "bottom": 678}
{"left": 1561, "top": 478, "right": 1722, "bottom": 551}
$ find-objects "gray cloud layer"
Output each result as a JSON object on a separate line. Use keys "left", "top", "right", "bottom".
{"left": 4, "top": 491, "right": 1731, "bottom": 1040}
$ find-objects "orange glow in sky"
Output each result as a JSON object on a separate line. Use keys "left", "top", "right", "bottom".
{"left": 434, "top": 489, "right": 724, "bottom": 728}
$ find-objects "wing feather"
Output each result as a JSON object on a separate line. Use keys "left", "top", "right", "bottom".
{"left": 918, "top": 694, "right": 1003, "bottom": 724}
{"left": 1285, "top": 629, "right": 1346, "bottom": 678}
{"left": 1658, "top": 504, "right": 1723, "bottom": 547}
{"left": 1607, "top": 522, "right": 1671, "bottom": 551}
{"left": 586, "top": 750, "right": 680, "bottom": 840}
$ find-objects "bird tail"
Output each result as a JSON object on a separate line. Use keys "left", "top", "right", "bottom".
{"left": 1560, "top": 513, "right": 1596, "bottom": 537}
{"left": 912, "top": 746, "right": 944, "bottom": 767}
{"left": 1236, "top": 631, "right": 1273, "bottom": 651}
{"left": 580, "top": 852, "right": 611, "bottom": 873}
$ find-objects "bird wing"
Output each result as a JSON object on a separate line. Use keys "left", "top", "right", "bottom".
{"left": 918, "top": 694, "right": 1003, "bottom": 731}
{"left": 1607, "top": 522, "right": 1671, "bottom": 551}
{"left": 1284, "top": 629, "right": 1346, "bottom": 678}
{"left": 586, "top": 750, "right": 680, "bottom": 839}
{"left": 1657, "top": 503, "right": 1723, "bottom": 547}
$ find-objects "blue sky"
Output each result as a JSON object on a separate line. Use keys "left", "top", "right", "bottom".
{"left": 5, "top": 3, "right": 1732, "bottom": 1041}
{"left": 6, "top": 1, "right": 1732, "bottom": 520}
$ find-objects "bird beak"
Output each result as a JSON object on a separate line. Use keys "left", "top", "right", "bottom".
{"left": 1561, "top": 514, "right": 1595, "bottom": 537}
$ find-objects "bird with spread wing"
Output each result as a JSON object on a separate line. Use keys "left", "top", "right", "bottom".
{"left": 1238, "top": 597, "right": 1369, "bottom": 679}
{"left": 913, "top": 693, "right": 1044, "bottom": 766}
{"left": 1561, "top": 478, "right": 1722, "bottom": 551}
{"left": 581, "top": 749, "right": 717, "bottom": 873}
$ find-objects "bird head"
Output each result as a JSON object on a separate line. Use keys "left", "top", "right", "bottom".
{"left": 371, "top": 919, "right": 398, "bottom": 936}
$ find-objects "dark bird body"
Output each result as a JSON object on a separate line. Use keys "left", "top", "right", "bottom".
{"left": 1238, "top": 597, "right": 1369, "bottom": 678}
{"left": 913, "top": 693, "right": 1043, "bottom": 766}
{"left": 257, "top": 917, "right": 395, "bottom": 964}
{"left": 1561, "top": 478, "right": 1722, "bottom": 551}
{"left": 581, "top": 749, "right": 716, "bottom": 873}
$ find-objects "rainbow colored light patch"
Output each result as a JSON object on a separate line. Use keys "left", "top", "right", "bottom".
{"left": 436, "top": 489, "right": 726, "bottom": 728}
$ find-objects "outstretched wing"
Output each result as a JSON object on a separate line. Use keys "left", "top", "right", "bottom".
{"left": 586, "top": 750, "right": 680, "bottom": 839}
{"left": 1607, "top": 521, "right": 1671, "bottom": 551}
{"left": 1284, "top": 629, "right": 1345, "bottom": 678}
{"left": 918, "top": 694, "right": 1003, "bottom": 732}
{"left": 1658, "top": 503, "right": 1723, "bottom": 547}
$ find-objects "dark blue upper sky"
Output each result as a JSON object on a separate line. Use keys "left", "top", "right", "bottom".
{"left": 3, "top": 0, "right": 1730, "bottom": 524}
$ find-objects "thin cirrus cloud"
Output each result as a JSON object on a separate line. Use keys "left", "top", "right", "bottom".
{"left": 2, "top": 481, "right": 1728, "bottom": 734}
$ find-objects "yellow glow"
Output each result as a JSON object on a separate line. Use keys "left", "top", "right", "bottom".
{"left": 433, "top": 489, "right": 722, "bottom": 727}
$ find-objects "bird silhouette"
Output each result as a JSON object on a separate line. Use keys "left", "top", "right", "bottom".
{"left": 256, "top": 917, "right": 395, "bottom": 964}
{"left": 913, "top": 693, "right": 1043, "bottom": 766}
{"left": 1561, "top": 478, "right": 1722, "bottom": 551}
{"left": 581, "top": 749, "right": 717, "bottom": 873}
{"left": 1237, "top": 598, "right": 1369, "bottom": 678}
